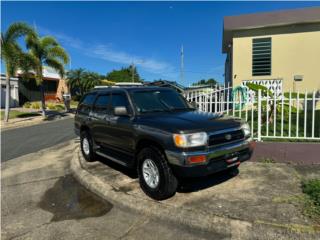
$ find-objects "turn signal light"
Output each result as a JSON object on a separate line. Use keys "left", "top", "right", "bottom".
{"left": 187, "top": 155, "right": 207, "bottom": 164}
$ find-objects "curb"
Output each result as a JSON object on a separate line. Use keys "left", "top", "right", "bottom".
{"left": 70, "top": 148, "right": 320, "bottom": 238}
{"left": 70, "top": 148, "right": 253, "bottom": 238}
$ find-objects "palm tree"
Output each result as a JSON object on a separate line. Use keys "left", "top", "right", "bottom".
{"left": 82, "top": 71, "right": 102, "bottom": 92}
{"left": 1, "top": 22, "right": 35, "bottom": 122}
{"left": 66, "top": 68, "right": 86, "bottom": 96}
{"left": 26, "top": 33, "right": 69, "bottom": 117}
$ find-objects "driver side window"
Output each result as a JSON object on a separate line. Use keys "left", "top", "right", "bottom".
{"left": 93, "top": 94, "right": 111, "bottom": 114}
{"left": 111, "top": 92, "right": 130, "bottom": 115}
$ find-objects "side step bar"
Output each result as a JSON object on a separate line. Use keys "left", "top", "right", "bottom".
{"left": 95, "top": 150, "right": 129, "bottom": 167}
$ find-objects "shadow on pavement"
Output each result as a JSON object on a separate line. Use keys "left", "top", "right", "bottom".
{"left": 177, "top": 168, "right": 239, "bottom": 193}
{"left": 44, "top": 110, "right": 75, "bottom": 121}
{"left": 95, "top": 153, "right": 239, "bottom": 193}
{"left": 96, "top": 155, "right": 138, "bottom": 179}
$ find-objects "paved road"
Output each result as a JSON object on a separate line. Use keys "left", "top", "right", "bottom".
{"left": 1, "top": 118, "right": 75, "bottom": 162}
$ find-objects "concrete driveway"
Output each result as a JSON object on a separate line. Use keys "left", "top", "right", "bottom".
{"left": 72, "top": 149, "right": 320, "bottom": 239}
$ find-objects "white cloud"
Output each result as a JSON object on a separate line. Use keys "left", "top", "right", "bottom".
{"left": 38, "top": 26, "right": 177, "bottom": 79}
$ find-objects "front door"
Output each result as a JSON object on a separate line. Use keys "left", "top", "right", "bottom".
{"left": 107, "top": 91, "right": 135, "bottom": 156}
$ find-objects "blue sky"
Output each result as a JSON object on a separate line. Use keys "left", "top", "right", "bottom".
{"left": 2, "top": 1, "right": 320, "bottom": 86}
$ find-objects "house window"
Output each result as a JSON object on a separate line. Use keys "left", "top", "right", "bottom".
{"left": 252, "top": 37, "right": 271, "bottom": 76}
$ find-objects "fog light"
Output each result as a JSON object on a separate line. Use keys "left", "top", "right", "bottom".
{"left": 187, "top": 155, "right": 207, "bottom": 164}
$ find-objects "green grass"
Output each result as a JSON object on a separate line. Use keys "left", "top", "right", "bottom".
{"left": 302, "top": 179, "right": 320, "bottom": 222}
{"left": 257, "top": 157, "right": 276, "bottom": 163}
{"left": 70, "top": 100, "right": 79, "bottom": 107}
{"left": 1, "top": 110, "right": 41, "bottom": 120}
{"left": 302, "top": 179, "right": 320, "bottom": 206}
{"left": 272, "top": 179, "right": 320, "bottom": 224}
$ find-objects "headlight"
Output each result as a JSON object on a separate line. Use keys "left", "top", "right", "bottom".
{"left": 173, "top": 132, "right": 208, "bottom": 148}
{"left": 242, "top": 123, "right": 251, "bottom": 137}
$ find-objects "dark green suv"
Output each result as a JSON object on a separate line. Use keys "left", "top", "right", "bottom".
{"left": 75, "top": 86, "right": 254, "bottom": 200}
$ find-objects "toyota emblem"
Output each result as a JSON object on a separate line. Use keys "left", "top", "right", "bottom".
{"left": 225, "top": 134, "right": 232, "bottom": 140}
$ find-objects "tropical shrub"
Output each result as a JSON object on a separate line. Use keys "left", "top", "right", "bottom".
{"left": 23, "top": 102, "right": 31, "bottom": 108}
{"left": 31, "top": 101, "right": 41, "bottom": 109}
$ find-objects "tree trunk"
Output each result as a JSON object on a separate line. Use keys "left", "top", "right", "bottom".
{"left": 78, "top": 79, "right": 82, "bottom": 96}
{"left": 4, "top": 73, "right": 11, "bottom": 122}
{"left": 40, "top": 82, "right": 46, "bottom": 117}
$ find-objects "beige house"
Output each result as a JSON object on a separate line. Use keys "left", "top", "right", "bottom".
{"left": 223, "top": 7, "right": 320, "bottom": 94}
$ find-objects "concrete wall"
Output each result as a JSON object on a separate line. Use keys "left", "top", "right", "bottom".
{"left": 1, "top": 77, "right": 19, "bottom": 108}
{"left": 231, "top": 23, "right": 320, "bottom": 92}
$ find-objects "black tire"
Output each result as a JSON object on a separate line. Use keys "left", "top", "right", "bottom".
{"left": 80, "top": 130, "right": 96, "bottom": 162}
{"left": 137, "top": 146, "right": 178, "bottom": 200}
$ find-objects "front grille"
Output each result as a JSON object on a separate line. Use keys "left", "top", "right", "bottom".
{"left": 209, "top": 129, "right": 244, "bottom": 146}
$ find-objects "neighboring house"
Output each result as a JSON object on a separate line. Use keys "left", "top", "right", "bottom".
{"left": 17, "top": 66, "right": 68, "bottom": 104}
{"left": 223, "top": 7, "right": 320, "bottom": 94}
{"left": 1, "top": 74, "right": 19, "bottom": 108}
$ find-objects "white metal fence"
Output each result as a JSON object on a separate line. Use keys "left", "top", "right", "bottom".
{"left": 184, "top": 85, "right": 320, "bottom": 141}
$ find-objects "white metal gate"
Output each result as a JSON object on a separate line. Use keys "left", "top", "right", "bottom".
{"left": 184, "top": 85, "right": 320, "bottom": 141}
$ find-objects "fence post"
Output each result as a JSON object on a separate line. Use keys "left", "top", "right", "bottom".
{"left": 257, "top": 89, "right": 262, "bottom": 141}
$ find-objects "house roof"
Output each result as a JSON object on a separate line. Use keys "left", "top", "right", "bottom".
{"left": 222, "top": 7, "right": 320, "bottom": 53}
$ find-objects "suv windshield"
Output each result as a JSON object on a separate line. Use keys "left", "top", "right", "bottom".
{"left": 131, "top": 89, "right": 193, "bottom": 113}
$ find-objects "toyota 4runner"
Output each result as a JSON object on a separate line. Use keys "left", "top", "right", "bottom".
{"left": 75, "top": 86, "right": 255, "bottom": 200}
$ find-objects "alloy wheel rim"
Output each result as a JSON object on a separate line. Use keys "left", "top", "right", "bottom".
{"left": 142, "top": 159, "right": 160, "bottom": 189}
{"left": 82, "top": 137, "right": 90, "bottom": 155}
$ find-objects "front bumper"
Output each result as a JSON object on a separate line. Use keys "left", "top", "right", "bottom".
{"left": 165, "top": 139, "right": 254, "bottom": 178}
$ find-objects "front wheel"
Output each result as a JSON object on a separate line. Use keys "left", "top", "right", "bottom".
{"left": 137, "top": 147, "right": 178, "bottom": 200}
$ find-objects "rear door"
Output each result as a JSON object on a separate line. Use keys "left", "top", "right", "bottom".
{"left": 90, "top": 93, "right": 112, "bottom": 145}
{"left": 75, "top": 93, "right": 97, "bottom": 132}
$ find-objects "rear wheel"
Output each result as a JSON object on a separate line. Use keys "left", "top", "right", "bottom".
{"left": 80, "top": 131, "right": 96, "bottom": 162}
{"left": 137, "top": 147, "right": 178, "bottom": 200}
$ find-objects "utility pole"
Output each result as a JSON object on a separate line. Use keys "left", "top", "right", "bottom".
{"left": 131, "top": 63, "right": 135, "bottom": 83}
{"left": 180, "top": 45, "right": 184, "bottom": 85}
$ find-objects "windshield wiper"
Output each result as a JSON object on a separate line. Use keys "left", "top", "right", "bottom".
{"left": 158, "top": 99, "right": 174, "bottom": 111}
{"left": 141, "top": 109, "right": 170, "bottom": 113}
{"left": 171, "top": 107, "right": 195, "bottom": 111}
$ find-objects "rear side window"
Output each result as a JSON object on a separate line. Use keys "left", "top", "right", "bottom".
{"left": 78, "top": 93, "right": 96, "bottom": 114}
{"left": 93, "top": 94, "right": 111, "bottom": 114}
{"left": 82, "top": 94, "right": 96, "bottom": 105}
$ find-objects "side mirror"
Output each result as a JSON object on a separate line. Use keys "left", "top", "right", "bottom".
{"left": 114, "top": 106, "right": 129, "bottom": 116}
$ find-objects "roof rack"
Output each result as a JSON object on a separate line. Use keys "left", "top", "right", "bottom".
{"left": 94, "top": 82, "right": 144, "bottom": 89}
{"left": 115, "top": 82, "right": 143, "bottom": 86}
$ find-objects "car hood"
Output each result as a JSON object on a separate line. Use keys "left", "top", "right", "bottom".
{"left": 137, "top": 110, "right": 242, "bottom": 133}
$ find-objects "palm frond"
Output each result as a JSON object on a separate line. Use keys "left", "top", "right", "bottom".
{"left": 46, "top": 46, "right": 69, "bottom": 64}
{"left": 25, "top": 32, "right": 42, "bottom": 55}
{"left": 45, "top": 57, "right": 65, "bottom": 78}
{"left": 41, "top": 36, "right": 58, "bottom": 49}
{"left": 18, "top": 53, "right": 38, "bottom": 80}
{"left": 4, "top": 22, "right": 36, "bottom": 43}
